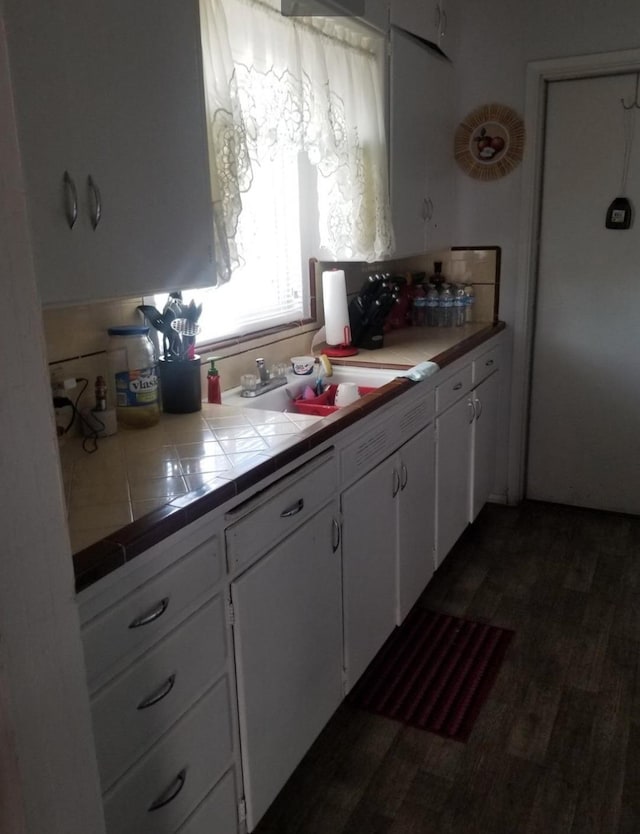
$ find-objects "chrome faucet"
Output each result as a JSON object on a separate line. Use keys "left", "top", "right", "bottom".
{"left": 256, "top": 357, "right": 269, "bottom": 384}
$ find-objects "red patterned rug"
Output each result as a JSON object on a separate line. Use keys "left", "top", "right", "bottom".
{"left": 347, "top": 608, "right": 514, "bottom": 742}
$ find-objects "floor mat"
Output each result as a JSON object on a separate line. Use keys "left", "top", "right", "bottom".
{"left": 347, "top": 608, "right": 514, "bottom": 742}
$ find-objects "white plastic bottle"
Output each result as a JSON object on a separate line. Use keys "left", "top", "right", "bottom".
{"left": 439, "top": 283, "right": 454, "bottom": 327}
{"left": 453, "top": 285, "right": 466, "bottom": 326}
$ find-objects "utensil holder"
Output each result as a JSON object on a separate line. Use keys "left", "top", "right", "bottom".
{"left": 158, "top": 356, "right": 202, "bottom": 413}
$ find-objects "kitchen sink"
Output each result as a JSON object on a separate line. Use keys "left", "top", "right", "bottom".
{"left": 222, "top": 365, "right": 399, "bottom": 413}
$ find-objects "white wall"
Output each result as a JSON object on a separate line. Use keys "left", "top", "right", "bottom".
{"left": 453, "top": 0, "right": 640, "bottom": 500}
{"left": 0, "top": 13, "right": 105, "bottom": 834}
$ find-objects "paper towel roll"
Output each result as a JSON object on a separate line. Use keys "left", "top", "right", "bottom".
{"left": 322, "top": 269, "right": 351, "bottom": 347}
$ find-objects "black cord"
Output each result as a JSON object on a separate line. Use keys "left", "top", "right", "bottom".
{"left": 74, "top": 377, "right": 103, "bottom": 454}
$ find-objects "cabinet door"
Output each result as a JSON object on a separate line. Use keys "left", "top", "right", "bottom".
{"left": 341, "top": 457, "right": 397, "bottom": 689}
{"left": 470, "top": 371, "right": 500, "bottom": 521}
{"left": 435, "top": 394, "right": 473, "bottom": 566}
{"left": 7, "top": 0, "right": 214, "bottom": 304}
{"left": 389, "top": 29, "right": 456, "bottom": 256}
{"left": 390, "top": 0, "right": 443, "bottom": 47}
{"left": 231, "top": 503, "right": 342, "bottom": 831}
{"left": 397, "top": 424, "right": 435, "bottom": 623}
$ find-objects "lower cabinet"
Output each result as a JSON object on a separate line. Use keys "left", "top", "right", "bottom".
{"left": 342, "top": 421, "right": 435, "bottom": 691}
{"left": 435, "top": 350, "right": 501, "bottom": 567}
{"left": 230, "top": 500, "right": 343, "bottom": 831}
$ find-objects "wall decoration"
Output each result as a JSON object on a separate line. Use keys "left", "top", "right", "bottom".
{"left": 454, "top": 103, "right": 525, "bottom": 181}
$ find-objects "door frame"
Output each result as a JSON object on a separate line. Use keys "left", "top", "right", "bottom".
{"left": 508, "top": 48, "right": 640, "bottom": 504}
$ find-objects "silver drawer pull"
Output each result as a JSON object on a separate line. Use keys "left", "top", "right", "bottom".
{"left": 137, "top": 674, "right": 176, "bottom": 710}
{"left": 87, "top": 174, "right": 102, "bottom": 230}
{"left": 400, "top": 463, "right": 408, "bottom": 490}
{"left": 280, "top": 498, "right": 304, "bottom": 518}
{"left": 468, "top": 399, "right": 476, "bottom": 423}
{"left": 332, "top": 518, "right": 341, "bottom": 553}
{"left": 63, "top": 170, "right": 78, "bottom": 229}
{"left": 453, "top": 382, "right": 463, "bottom": 391}
{"left": 148, "top": 769, "right": 186, "bottom": 812}
{"left": 485, "top": 359, "right": 494, "bottom": 367}
{"left": 392, "top": 468, "right": 401, "bottom": 497}
{"left": 128, "top": 597, "right": 169, "bottom": 629}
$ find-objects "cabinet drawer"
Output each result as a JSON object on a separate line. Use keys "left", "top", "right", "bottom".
{"left": 472, "top": 344, "right": 501, "bottom": 386}
{"left": 176, "top": 770, "right": 238, "bottom": 834}
{"left": 435, "top": 364, "right": 473, "bottom": 414}
{"left": 103, "top": 678, "right": 233, "bottom": 834}
{"left": 82, "top": 535, "right": 221, "bottom": 691}
{"left": 225, "top": 452, "right": 336, "bottom": 573}
{"left": 92, "top": 596, "right": 227, "bottom": 792}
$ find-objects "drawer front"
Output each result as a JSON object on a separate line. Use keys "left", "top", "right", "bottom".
{"left": 435, "top": 364, "right": 473, "bottom": 414}
{"left": 176, "top": 770, "right": 238, "bottom": 834}
{"left": 472, "top": 344, "right": 501, "bottom": 386}
{"left": 225, "top": 452, "right": 336, "bottom": 573}
{"left": 92, "top": 596, "right": 227, "bottom": 791}
{"left": 340, "top": 414, "right": 395, "bottom": 485}
{"left": 83, "top": 535, "right": 221, "bottom": 691}
{"left": 103, "top": 678, "right": 233, "bottom": 834}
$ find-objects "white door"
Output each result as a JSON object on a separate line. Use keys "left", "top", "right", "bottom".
{"left": 231, "top": 504, "right": 343, "bottom": 831}
{"left": 527, "top": 74, "right": 640, "bottom": 513}
{"left": 397, "top": 425, "right": 435, "bottom": 623}
{"left": 341, "top": 457, "right": 397, "bottom": 690}
{"left": 470, "top": 371, "right": 500, "bottom": 521}
{"left": 435, "top": 394, "right": 472, "bottom": 566}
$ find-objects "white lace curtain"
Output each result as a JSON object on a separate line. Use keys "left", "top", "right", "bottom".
{"left": 199, "top": 0, "right": 395, "bottom": 284}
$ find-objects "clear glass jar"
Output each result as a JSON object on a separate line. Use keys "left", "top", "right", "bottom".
{"left": 107, "top": 326, "right": 160, "bottom": 428}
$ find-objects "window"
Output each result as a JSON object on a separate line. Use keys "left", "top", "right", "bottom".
{"left": 164, "top": 0, "right": 393, "bottom": 345}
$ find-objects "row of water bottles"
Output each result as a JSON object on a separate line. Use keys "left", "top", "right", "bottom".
{"left": 412, "top": 281, "right": 475, "bottom": 327}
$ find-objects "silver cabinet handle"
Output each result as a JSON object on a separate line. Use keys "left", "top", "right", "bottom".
{"left": 468, "top": 399, "right": 476, "bottom": 424}
{"left": 63, "top": 170, "right": 78, "bottom": 229}
{"left": 434, "top": 2, "right": 441, "bottom": 33}
{"left": 475, "top": 396, "right": 483, "bottom": 420}
{"left": 148, "top": 769, "right": 186, "bottom": 812}
{"left": 137, "top": 674, "right": 176, "bottom": 710}
{"left": 128, "top": 597, "right": 169, "bottom": 629}
{"left": 280, "top": 498, "right": 304, "bottom": 518}
{"left": 87, "top": 175, "right": 102, "bottom": 230}
{"left": 400, "top": 463, "right": 408, "bottom": 490}
{"left": 485, "top": 358, "right": 494, "bottom": 367}
{"left": 392, "top": 468, "right": 401, "bottom": 497}
{"left": 332, "top": 518, "right": 341, "bottom": 553}
{"left": 453, "top": 381, "right": 463, "bottom": 391}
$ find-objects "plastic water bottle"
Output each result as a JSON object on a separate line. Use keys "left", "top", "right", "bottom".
{"left": 412, "top": 285, "right": 427, "bottom": 326}
{"left": 439, "top": 283, "right": 454, "bottom": 327}
{"left": 453, "top": 285, "right": 466, "bottom": 326}
{"left": 425, "top": 284, "right": 439, "bottom": 327}
{"left": 464, "top": 282, "right": 475, "bottom": 323}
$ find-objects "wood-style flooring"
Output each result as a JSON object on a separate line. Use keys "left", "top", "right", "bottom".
{"left": 254, "top": 500, "right": 640, "bottom": 834}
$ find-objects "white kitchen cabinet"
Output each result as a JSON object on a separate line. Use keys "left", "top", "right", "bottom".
{"left": 435, "top": 387, "right": 474, "bottom": 567}
{"left": 5, "top": 0, "right": 214, "bottom": 305}
{"left": 390, "top": 0, "right": 453, "bottom": 55}
{"left": 470, "top": 368, "right": 500, "bottom": 521}
{"left": 390, "top": 26, "right": 456, "bottom": 256}
{"left": 435, "top": 347, "right": 502, "bottom": 566}
{"left": 341, "top": 397, "right": 436, "bottom": 690}
{"left": 230, "top": 501, "right": 343, "bottom": 832}
{"left": 78, "top": 514, "right": 241, "bottom": 834}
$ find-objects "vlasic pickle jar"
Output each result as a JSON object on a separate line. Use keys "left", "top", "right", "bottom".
{"left": 107, "top": 326, "right": 160, "bottom": 428}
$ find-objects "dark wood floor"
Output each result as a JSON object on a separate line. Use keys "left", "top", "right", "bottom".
{"left": 254, "top": 500, "right": 640, "bottom": 834}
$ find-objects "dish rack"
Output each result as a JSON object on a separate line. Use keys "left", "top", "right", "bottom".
{"left": 291, "top": 384, "right": 375, "bottom": 417}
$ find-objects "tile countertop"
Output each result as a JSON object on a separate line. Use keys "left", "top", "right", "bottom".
{"left": 69, "top": 322, "right": 504, "bottom": 591}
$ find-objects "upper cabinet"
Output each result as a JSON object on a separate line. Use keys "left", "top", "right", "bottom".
{"left": 390, "top": 27, "right": 457, "bottom": 256}
{"left": 5, "top": 0, "right": 215, "bottom": 305}
{"left": 390, "top": 0, "right": 455, "bottom": 58}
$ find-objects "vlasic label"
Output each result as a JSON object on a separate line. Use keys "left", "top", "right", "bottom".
{"left": 115, "top": 367, "right": 158, "bottom": 407}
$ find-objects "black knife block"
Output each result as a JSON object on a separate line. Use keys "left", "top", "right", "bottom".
{"left": 158, "top": 356, "right": 202, "bottom": 413}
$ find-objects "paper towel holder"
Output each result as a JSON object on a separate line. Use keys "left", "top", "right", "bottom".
{"left": 322, "top": 268, "right": 359, "bottom": 357}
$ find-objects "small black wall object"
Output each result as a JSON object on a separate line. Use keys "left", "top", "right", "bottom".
{"left": 606, "top": 196, "right": 633, "bottom": 229}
